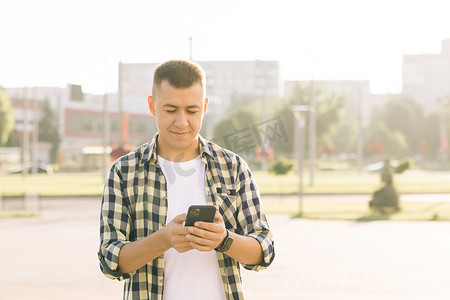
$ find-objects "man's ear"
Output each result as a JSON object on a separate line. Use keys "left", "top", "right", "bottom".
{"left": 202, "top": 97, "right": 209, "bottom": 117}
{"left": 148, "top": 96, "right": 156, "bottom": 116}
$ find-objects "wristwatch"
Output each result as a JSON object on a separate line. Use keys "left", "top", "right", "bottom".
{"left": 215, "top": 229, "right": 233, "bottom": 252}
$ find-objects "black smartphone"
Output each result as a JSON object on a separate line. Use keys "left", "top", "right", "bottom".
{"left": 184, "top": 205, "right": 216, "bottom": 227}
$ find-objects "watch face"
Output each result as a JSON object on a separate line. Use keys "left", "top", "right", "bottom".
{"left": 223, "top": 236, "right": 233, "bottom": 249}
{"left": 220, "top": 230, "right": 233, "bottom": 252}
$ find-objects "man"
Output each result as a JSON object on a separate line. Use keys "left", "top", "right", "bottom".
{"left": 98, "top": 59, "right": 274, "bottom": 300}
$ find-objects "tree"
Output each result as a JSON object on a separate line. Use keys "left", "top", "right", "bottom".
{"left": 365, "top": 123, "right": 409, "bottom": 158}
{"left": 367, "top": 137, "right": 385, "bottom": 156}
{"left": 0, "top": 87, "right": 15, "bottom": 146}
{"left": 330, "top": 116, "right": 357, "bottom": 154}
{"left": 369, "top": 96, "right": 424, "bottom": 156}
{"left": 420, "top": 111, "right": 441, "bottom": 157}
{"left": 39, "top": 100, "right": 61, "bottom": 163}
{"left": 268, "top": 104, "right": 296, "bottom": 157}
{"left": 5, "top": 130, "right": 20, "bottom": 147}
{"left": 212, "top": 108, "right": 258, "bottom": 157}
{"left": 270, "top": 83, "right": 348, "bottom": 158}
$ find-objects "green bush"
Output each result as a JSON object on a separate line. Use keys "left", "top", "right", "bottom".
{"left": 369, "top": 159, "right": 402, "bottom": 213}
{"left": 269, "top": 157, "right": 295, "bottom": 176}
{"left": 394, "top": 157, "right": 413, "bottom": 174}
{"left": 369, "top": 184, "right": 400, "bottom": 213}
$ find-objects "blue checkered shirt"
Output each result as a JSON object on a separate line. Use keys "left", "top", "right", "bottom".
{"left": 98, "top": 134, "right": 275, "bottom": 299}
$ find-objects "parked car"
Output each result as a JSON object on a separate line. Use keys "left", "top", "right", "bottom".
{"left": 7, "top": 164, "right": 53, "bottom": 175}
{"left": 366, "top": 161, "right": 384, "bottom": 172}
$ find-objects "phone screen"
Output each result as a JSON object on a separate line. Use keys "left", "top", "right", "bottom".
{"left": 184, "top": 205, "right": 216, "bottom": 226}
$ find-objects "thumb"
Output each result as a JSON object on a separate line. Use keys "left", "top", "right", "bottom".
{"left": 173, "top": 213, "right": 187, "bottom": 224}
{"left": 214, "top": 211, "right": 224, "bottom": 223}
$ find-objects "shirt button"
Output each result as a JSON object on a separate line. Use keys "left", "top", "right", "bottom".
{"left": 227, "top": 190, "right": 231, "bottom": 195}
{"left": 161, "top": 223, "right": 165, "bottom": 229}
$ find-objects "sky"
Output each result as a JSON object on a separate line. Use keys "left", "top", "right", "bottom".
{"left": 1, "top": 0, "right": 450, "bottom": 95}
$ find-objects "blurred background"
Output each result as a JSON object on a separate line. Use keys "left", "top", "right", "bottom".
{"left": 2, "top": 1, "right": 450, "bottom": 299}
{"left": 1, "top": 0, "right": 450, "bottom": 214}
{"left": 1, "top": 0, "right": 450, "bottom": 175}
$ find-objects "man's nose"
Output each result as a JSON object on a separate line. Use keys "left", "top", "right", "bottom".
{"left": 175, "top": 112, "right": 188, "bottom": 127}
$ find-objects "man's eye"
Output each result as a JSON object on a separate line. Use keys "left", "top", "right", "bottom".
{"left": 188, "top": 111, "right": 198, "bottom": 114}
{"left": 166, "top": 110, "right": 176, "bottom": 113}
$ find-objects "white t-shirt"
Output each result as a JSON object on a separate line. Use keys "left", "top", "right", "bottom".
{"left": 158, "top": 155, "right": 225, "bottom": 300}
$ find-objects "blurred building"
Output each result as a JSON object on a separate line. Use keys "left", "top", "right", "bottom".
{"left": 119, "top": 60, "right": 282, "bottom": 139}
{"left": 284, "top": 80, "right": 393, "bottom": 126}
{"left": 8, "top": 59, "right": 410, "bottom": 169}
{"left": 120, "top": 60, "right": 281, "bottom": 105}
{"left": 402, "top": 38, "right": 450, "bottom": 111}
{"left": 4, "top": 60, "right": 281, "bottom": 170}
{"left": 6, "top": 85, "right": 156, "bottom": 171}
{"left": 200, "top": 60, "right": 282, "bottom": 100}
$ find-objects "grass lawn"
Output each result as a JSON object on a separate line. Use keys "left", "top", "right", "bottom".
{"left": 254, "top": 170, "right": 450, "bottom": 195}
{"left": 1, "top": 170, "right": 450, "bottom": 197}
{"left": 1, "top": 170, "right": 450, "bottom": 222}
{"left": 0, "top": 172, "right": 105, "bottom": 197}
{"left": 0, "top": 211, "right": 38, "bottom": 218}
{"left": 261, "top": 199, "right": 450, "bottom": 222}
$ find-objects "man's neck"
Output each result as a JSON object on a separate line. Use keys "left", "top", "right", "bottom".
{"left": 157, "top": 141, "right": 201, "bottom": 162}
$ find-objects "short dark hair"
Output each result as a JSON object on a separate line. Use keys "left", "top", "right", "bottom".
{"left": 152, "top": 60, "right": 205, "bottom": 95}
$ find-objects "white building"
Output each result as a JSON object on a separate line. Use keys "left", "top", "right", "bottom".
{"left": 119, "top": 60, "right": 282, "bottom": 103}
{"left": 402, "top": 38, "right": 450, "bottom": 111}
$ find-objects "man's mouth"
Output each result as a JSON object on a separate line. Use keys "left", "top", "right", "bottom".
{"left": 171, "top": 131, "right": 189, "bottom": 135}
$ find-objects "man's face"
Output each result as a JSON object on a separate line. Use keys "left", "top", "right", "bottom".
{"left": 148, "top": 80, "right": 208, "bottom": 160}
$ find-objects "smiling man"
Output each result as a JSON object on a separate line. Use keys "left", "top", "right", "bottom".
{"left": 98, "top": 60, "right": 274, "bottom": 300}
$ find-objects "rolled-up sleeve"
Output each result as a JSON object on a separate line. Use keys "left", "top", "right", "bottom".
{"left": 235, "top": 158, "right": 275, "bottom": 271}
{"left": 98, "top": 162, "right": 136, "bottom": 280}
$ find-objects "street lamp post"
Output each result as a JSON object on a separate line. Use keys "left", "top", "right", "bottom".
{"left": 292, "top": 105, "right": 311, "bottom": 216}
{"left": 308, "top": 82, "right": 316, "bottom": 186}
{"left": 438, "top": 97, "right": 449, "bottom": 161}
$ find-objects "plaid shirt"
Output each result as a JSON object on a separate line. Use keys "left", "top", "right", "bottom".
{"left": 98, "top": 134, "right": 275, "bottom": 300}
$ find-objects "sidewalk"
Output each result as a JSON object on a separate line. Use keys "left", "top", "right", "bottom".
{"left": 242, "top": 214, "right": 450, "bottom": 300}
{"left": 1, "top": 197, "right": 450, "bottom": 299}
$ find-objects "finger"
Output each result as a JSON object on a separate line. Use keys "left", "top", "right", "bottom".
{"left": 186, "top": 228, "right": 224, "bottom": 246}
{"left": 193, "top": 221, "right": 214, "bottom": 231}
{"left": 214, "top": 211, "right": 224, "bottom": 223}
{"left": 186, "top": 228, "right": 214, "bottom": 241}
{"left": 175, "top": 244, "right": 194, "bottom": 253}
{"left": 174, "top": 224, "right": 190, "bottom": 234}
{"left": 189, "top": 224, "right": 219, "bottom": 238}
{"left": 194, "top": 221, "right": 224, "bottom": 235}
{"left": 187, "top": 234, "right": 214, "bottom": 248}
{"left": 189, "top": 241, "right": 214, "bottom": 252}
{"left": 172, "top": 238, "right": 192, "bottom": 248}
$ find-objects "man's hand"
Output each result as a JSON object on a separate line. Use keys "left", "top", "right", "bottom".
{"left": 162, "top": 213, "right": 193, "bottom": 253}
{"left": 118, "top": 213, "right": 193, "bottom": 273}
{"left": 185, "top": 211, "right": 227, "bottom": 252}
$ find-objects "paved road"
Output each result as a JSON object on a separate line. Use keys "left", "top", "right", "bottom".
{"left": 1, "top": 197, "right": 450, "bottom": 299}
